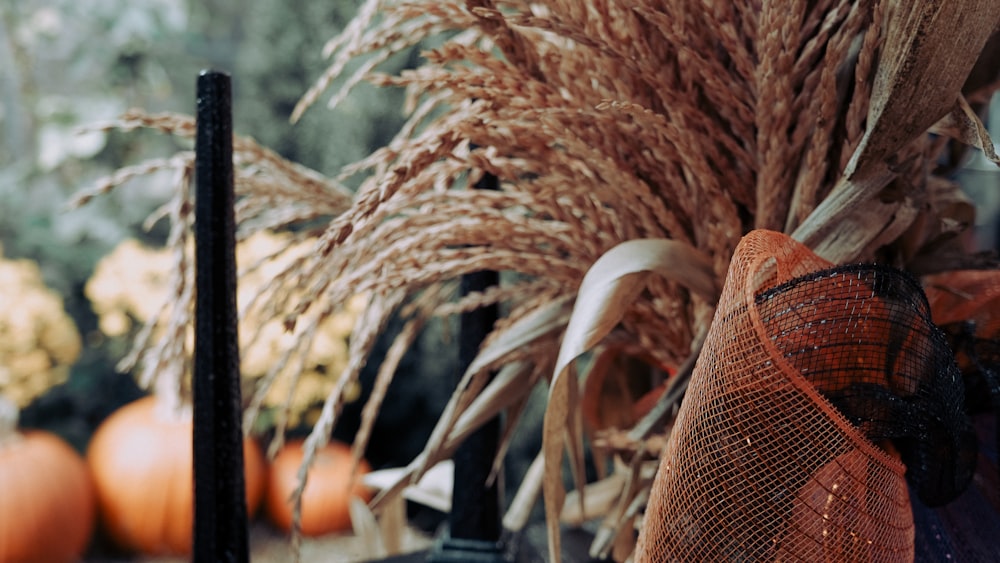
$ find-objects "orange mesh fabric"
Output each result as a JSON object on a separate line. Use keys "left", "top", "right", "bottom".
{"left": 755, "top": 263, "right": 976, "bottom": 507}
{"left": 634, "top": 230, "right": 974, "bottom": 562}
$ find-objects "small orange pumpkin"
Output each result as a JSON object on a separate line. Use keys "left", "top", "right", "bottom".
{"left": 86, "top": 396, "right": 266, "bottom": 555}
{"left": 265, "top": 438, "right": 373, "bottom": 536}
{"left": 0, "top": 430, "right": 96, "bottom": 563}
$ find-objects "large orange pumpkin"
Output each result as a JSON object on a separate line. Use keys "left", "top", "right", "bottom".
{"left": 86, "top": 396, "right": 266, "bottom": 555}
{"left": 265, "top": 438, "right": 373, "bottom": 536}
{"left": 0, "top": 430, "right": 96, "bottom": 563}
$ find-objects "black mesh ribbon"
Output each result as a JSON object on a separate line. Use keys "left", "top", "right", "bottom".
{"left": 754, "top": 263, "right": 978, "bottom": 507}
{"left": 939, "top": 318, "right": 1000, "bottom": 480}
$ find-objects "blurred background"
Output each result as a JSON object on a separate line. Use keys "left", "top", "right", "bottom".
{"left": 0, "top": 0, "right": 473, "bottom": 468}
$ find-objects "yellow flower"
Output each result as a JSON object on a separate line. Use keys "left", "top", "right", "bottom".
{"left": 0, "top": 247, "right": 82, "bottom": 407}
{"left": 87, "top": 233, "right": 365, "bottom": 426}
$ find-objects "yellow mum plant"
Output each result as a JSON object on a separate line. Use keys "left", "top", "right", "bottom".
{"left": 0, "top": 244, "right": 82, "bottom": 409}
{"left": 0, "top": 245, "right": 93, "bottom": 563}
{"left": 86, "top": 232, "right": 364, "bottom": 428}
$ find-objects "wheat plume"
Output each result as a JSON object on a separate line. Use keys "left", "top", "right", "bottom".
{"left": 74, "top": 1, "right": 1000, "bottom": 561}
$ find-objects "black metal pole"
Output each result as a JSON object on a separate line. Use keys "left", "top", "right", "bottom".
{"left": 426, "top": 171, "right": 508, "bottom": 562}
{"left": 192, "top": 69, "right": 250, "bottom": 563}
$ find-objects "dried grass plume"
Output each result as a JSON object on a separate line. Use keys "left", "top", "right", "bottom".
{"left": 75, "top": 1, "right": 1000, "bottom": 561}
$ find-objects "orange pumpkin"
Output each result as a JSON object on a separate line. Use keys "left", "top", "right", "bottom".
{"left": 265, "top": 438, "right": 373, "bottom": 536}
{"left": 0, "top": 430, "right": 96, "bottom": 563}
{"left": 86, "top": 396, "right": 266, "bottom": 555}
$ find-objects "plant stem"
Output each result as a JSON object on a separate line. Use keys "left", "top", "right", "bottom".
{"left": 151, "top": 363, "right": 191, "bottom": 420}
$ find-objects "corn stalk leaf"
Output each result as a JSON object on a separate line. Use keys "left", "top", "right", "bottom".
{"left": 560, "top": 472, "right": 627, "bottom": 526}
{"left": 448, "top": 361, "right": 535, "bottom": 450}
{"left": 809, "top": 194, "right": 921, "bottom": 264}
{"left": 929, "top": 95, "right": 1000, "bottom": 164}
{"left": 349, "top": 497, "right": 387, "bottom": 559}
{"left": 588, "top": 453, "right": 654, "bottom": 560}
{"left": 364, "top": 298, "right": 571, "bottom": 515}
{"left": 503, "top": 451, "right": 544, "bottom": 532}
{"left": 850, "top": 1, "right": 999, "bottom": 173}
{"left": 794, "top": 0, "right": 1000, "bottom": 259}
{"left": 416, "top": 296, "right": 572, "bottom": 477}
{"left": 541, "top": 239, "right": 719, "bottom": 563}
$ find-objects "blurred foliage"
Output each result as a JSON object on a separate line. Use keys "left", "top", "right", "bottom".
{"left": 84, "top": 234, "right": 369, "bottom": 432}
{"left": 0, "top": 0, "right": 413, "bottom": 450}
{"left": 232, "top": 0, "right": 412, "bottom": 178}
{"left": 0, "top": 246, "right": 82, "bottom": 408}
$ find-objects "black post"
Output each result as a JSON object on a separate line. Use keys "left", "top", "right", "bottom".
{"left": 427, "top": 172, "right": 508, "bottom": 562}
{"left": 192, "top": 69, "right": 250, "bottom": 563}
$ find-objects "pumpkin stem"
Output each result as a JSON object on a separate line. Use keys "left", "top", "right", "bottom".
{"left": 0, "top": 395, "right": 20, "bottom": 444}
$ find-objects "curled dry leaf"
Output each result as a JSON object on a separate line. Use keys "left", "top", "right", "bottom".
{"left": 542, "top": 238, "right": 718, "bottom": 563}
{"left": 930, "top": 95, "right": 1000, "bottom": 165}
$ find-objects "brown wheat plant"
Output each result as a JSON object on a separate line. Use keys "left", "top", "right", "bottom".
{"left": 75, "top": 1, "right": 1000, "bottom": 561}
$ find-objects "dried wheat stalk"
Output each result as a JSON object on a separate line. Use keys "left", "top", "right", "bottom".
{"left": 75, "top": 1, "right": 1000, "bottom": 562}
